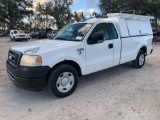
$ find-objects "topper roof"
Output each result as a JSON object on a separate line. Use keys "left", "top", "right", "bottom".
{"left": 107, "top": 13, "right": 154, "bottom": 20}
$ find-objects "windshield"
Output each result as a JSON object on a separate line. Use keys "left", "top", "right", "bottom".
{"left": 54, "top": 23, "right": 92, "bottom": 41}
{"left": 18, "top": 30, "right": 24, "bottom": 34}
{"left": 14, "top": 30, "right": 24, "bottom": 34}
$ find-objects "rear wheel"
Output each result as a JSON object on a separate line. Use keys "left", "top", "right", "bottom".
{"left": 132, "top": 50, "right": 145, "bottom": 68}
{"left": 37, "top": 35, "right": 40, "bottom": 39}
{"left": 48, "top": 64, "right": 78, "bottom": 98}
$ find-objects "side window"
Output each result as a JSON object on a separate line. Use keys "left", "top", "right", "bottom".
{"left": 107, "top": 23, "right": 118, "bottom": 39}
{"left": 88, "top": 23, "right": 109, "bottom": 44}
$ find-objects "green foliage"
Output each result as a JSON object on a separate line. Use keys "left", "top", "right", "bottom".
{"left": 99, "top": 0, "right": 127, "bottom": 14}
{"left": 0, "top": 0, "right": 33, "bottom": 29}
{"left": 72, "top": 12, "right": 82, "bottom": 22}
{"left": 99, "top": 0, "right": 160, "bottom": 24}
{"left": 36, "top": 0, "right": 73, "bottom": 30}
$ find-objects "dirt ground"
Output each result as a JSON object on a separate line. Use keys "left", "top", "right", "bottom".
{"left": 0, "top": 37, "right": 160, "bottom": 120}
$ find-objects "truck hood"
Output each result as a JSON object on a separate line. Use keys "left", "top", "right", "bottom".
{"left": 11, "top": 39, "right": 79, "bottom": 54}
{"left": 15, "top": 34, "right": 26, "bottom": 36}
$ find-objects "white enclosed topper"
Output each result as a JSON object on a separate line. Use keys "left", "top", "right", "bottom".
{"left": 86, "top": 13, "right": 154, "bottom": 37}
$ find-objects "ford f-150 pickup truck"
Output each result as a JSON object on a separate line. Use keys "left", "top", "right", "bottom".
{"left": 6, "top": 13, "right": 154, "bottom": 98}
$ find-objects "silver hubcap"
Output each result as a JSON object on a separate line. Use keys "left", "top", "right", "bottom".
{"left": 56, "top": 72, "right": 74, "bottom": 93}
{"left": 139, "top": 54, "right": 145, "bottom": 66}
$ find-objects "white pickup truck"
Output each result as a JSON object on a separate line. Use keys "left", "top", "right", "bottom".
{"left": 6, "top": 13, "right": 154, "bottom": 98}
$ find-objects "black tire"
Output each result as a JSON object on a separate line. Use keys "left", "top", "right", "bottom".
{"left": 132, "top": 50, "right": 146, "bottom": 68}
{"left": 48, "top": 64, "right": 78, "bottom": 98}
{"left": 13, "top": 37, "right": 16, "bottom": 42}
{"left": 37, "top": 35, "right": 40, "bottom": 39}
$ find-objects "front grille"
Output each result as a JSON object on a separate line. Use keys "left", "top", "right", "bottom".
{"left": 19, "top": 35, "right": 25, "bottom": 37}
{"left": 8, "top": 49, "right": 22, "bottom": 67}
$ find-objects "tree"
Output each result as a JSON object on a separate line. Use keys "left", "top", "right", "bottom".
{"left": 99, "top": 0, "right": 160, "bottom": 26}
{"left": 99, "top": 0, "right": 129, "bottom": 14}
{"left": 146, "top": 0, "right": 160, "bottom": 26}
{"left": 0, "top": 0, "right": 33, "bottom": 29}
{"left": 36, "top": 0, "right": 73, "bottom": 30}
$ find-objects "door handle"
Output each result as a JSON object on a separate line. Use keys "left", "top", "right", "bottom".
{"left": 108, "top": 44, "right": 113, "bottom": 49}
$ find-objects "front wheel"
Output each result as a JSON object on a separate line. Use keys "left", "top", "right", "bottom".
{"left": 13, "top": 37, "right": 16, "bottom": 42}
{"left": 132, "top": 50, "right": 146, "bottom": 68}
{"left": 48, "top": 64, "right": 78, "bottom": 98}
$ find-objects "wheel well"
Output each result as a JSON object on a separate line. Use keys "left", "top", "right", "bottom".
{"left": 48, "top": 60, "right": 82, "bottom": 77}
{"left": 140, "top": 46, "right": 147, "bottom": 55}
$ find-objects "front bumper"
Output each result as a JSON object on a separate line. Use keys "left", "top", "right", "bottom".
{"left": 6, "top": 61, "right": 50, "bottom": 91}
{"left": 15, "top": 38, "right": 27, "bottom": 41}
{"left": 7, "top": 69, "right": 46, "bottom": 91}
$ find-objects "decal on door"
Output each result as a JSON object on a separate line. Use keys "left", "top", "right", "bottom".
{"left": 77, "top": 48, "right": 84, "bottom": 55}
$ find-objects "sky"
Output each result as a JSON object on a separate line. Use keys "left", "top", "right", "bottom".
{"left": 70, "top": 0, "right": 100, "bottom": 16}
{"left": 33, "top": 0, "right": 100, "bottom": 17}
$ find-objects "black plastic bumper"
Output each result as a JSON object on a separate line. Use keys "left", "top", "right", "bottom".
{"left": 15, "top": 38, "right": 27, "bottom": 41}
{"left": 7, "top": 69, "right": 46, "bottom": 91}
{"left": 6, "top": 61, "right": 50, "bottom": 91}
{"left": 150, "top": 49, "right": 153, "bottom": 54}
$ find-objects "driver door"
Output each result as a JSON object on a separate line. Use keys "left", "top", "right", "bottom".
{"left": 85, "top": 23, "right": 114, "bottom": 74}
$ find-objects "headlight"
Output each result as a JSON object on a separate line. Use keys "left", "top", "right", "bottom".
{"left": 20, "top": 55, "right": 42, "bottom": 66}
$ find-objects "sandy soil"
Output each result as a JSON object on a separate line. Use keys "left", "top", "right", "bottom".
{"left": 0, "top": 37, "right": 160, "bottom": 120}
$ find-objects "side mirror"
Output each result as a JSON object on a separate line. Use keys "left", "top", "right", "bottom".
{"left": 89, "top": 32, "right": 104, "bottom": 44}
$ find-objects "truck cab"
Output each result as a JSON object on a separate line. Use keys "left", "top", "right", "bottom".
{"left": 6, "top": 13, "right": 154, "bottom": 98}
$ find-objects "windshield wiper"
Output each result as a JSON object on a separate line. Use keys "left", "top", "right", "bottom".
{"left": 54, "top": 37, "right": 81, "bottom": 42}
{"left": 55, "top": 37, "right": 68, "bottom": 40}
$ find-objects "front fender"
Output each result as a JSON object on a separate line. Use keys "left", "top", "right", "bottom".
{"left": 39, "top": 44, "right": 87, "bottom": 75}
{"left": 45, "top": 56, "right": 87, "bottom": 75}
